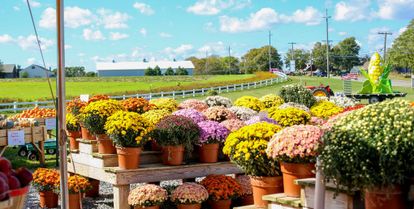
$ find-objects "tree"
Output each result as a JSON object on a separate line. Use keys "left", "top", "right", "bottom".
{"left": 145, "top": 67, "right": 156, "bottom": 76}
{"left": 86, "top": 72, "right": 97, "bottom": 77}
{"left": 154, "top": 65, "right": 162, "bottom": 76}
{"left": 164, "top": 67, "right": 175, "bottom": 76}
{"left": 221, "top": 56, "right": 240, "bottom": 74}
{"left": 176, "top": 67, "right": 188, "bottom": 75}
{"left": 312, "top": 42, "right": 331, "bottom": 73}
{"left": 65, "top": 66, "right": 86, "bottom": 77}
{"left": 21, "top": 71, "right": 29, "bottom": 78}
{"left": 388, "top": 19, "right": 414, "bottom": 72}
{"left": 241, "top": 46, "right": 282, "bottom": 74}
{"left": 0, "top": 60, "right": 4, "bottom": 77}
{"left": 284, "top": 49, "right": 310, "bottom": 71}
{"left": 186, "top": 56, "right": 206, "bottom": 74}
{"left": 331, "top": 37, "right": 360, "bottom": 73}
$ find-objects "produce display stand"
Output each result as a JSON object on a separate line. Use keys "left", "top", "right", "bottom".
{"left": 68, "top": 139, "right": 243, "bottom": 209}
{"left": 0, "top": 126, "right": 47, "bottom": 166}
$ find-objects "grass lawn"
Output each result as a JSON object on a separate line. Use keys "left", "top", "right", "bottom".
{"left": 4, "top": 147, "right": 56, "bottom": 170}
{"left": 0, "top": 74, "right": 257, "bottom": 101}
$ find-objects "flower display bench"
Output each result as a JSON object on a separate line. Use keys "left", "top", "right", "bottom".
{"left": 0, "top": 126, "right": 47, "bottom": 165}
{"left": 68, "top": 139, "right": 243, "bottom": 209}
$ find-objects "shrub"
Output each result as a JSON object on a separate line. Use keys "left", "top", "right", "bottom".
{"left": 279, "top": 84, "right": 316, "bottom": 108}
{"left": 176, "top": 67, "right": 188, "bottom": 75}
{"left": 164, "top": 67, "right": 175, "bottom": 76}
{"left": 206, "top": 90, "right": 218, "bottom": 96}
{"left": 234, "top": 96, "right": 265, "bottom": 112}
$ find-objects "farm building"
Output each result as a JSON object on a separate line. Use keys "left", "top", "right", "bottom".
{"left": 0, "top": 64, "right": 18, "bottom": 78}
{"left": 96, "top": 61, "right": 194, "bottom": 77}
{"left": 19, "top": 64, "right": 54, "bottom": 78}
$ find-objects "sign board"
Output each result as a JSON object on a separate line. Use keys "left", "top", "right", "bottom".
{"left": 7, "top": 130, "right": 25, "bottom": 146}
{"left": 289, "top": 60, "right": 296, "bottom": 72}
{"left": 80, "top": 94, "right": 89, "bottom": 102}
{"left": 45, "top": 118, "right": 57, "bottom": 130}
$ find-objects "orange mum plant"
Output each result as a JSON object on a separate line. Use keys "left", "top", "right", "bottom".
{"left": 200, "top": 175, "right": 242, "bottom": 201}
{"left": 68, "top": 175, "right": 91, "bottom": 194}
{"left": 33, "top": 168, "right": 60, "bottom": 192}
{"left": 122, "top": 98, "right": 155, "bottom": 114}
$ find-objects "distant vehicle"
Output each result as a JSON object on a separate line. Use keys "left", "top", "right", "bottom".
{"left": 314, "top": 71, "right": 327, "bottom": 77}
{"left": 17, "top": 139, "right": 57, "bottom": 161}
{"left": 306, "top": 85, "right": 334, "bottom": 97}
{"left": 341, "top": 73, "right": 358, "bottom": 80}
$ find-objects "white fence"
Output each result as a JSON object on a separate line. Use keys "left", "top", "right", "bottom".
{"left": 0, "top": 76, "right": 288, "bottom": 113}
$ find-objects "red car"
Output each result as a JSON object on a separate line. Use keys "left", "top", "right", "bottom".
{"left": 341, "top": 73, "right": 358, "bottom": 80}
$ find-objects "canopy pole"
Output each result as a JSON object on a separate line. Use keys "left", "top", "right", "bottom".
{"left": 314, "top": 157, "right": 325, "bottom": 209}
{"left": 56, "top": 0, "right": 69, "bottom": 208}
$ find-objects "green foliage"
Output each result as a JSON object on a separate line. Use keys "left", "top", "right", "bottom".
{"left": 187, "top": 56, "right": 239, "bottom": 75}
{"left": 207, "top": 90, "right": 218, "bottom": 96}
{"left": 312, "top": 42, "right": 330, "bottom": 72}
{"left": 86, "top": 71, "right": 96, "bottom": 77}
{"left": 388, "top": 19, "right": 414, "bottom": 70}
{"left": 279, "top": 84, "right": 316, "bottom": 107}
{"left": 154, "top": 65, "right": 162, "bottom": 76}
{"left": 175, "top": 67, "right": 188, "bottom": 75}
{"left": 164, "top": 67, "right": 175, "bottom": 76}
{"left": 145, "top": 67, "right": 156, "bottom": 76}
{"left": 20, "top": 71, "right": 29, "bottom": 78}
{"left": 65, "top": 66, "right": 86, "bottom": 77}
{"left": 320, "top": 99, "right": 414, "bottom": 190}
{"left": 284, "top": 49, "right": 310, "bottom": 71}
{"left": 241, "top": 46, "right": 283, "bottom": 73}
{"left": 331, "top": 37, "right": 361, "bottom": 73}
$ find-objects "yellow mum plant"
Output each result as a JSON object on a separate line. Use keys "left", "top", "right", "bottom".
{"left": 310, "top": 100, "right": 343, "bottom": 119}
{"left": 150, "top": 98, "right": 178, "bottom": 112}
{"left": 66, "top": 113, "right": 80, "bottom": 132}
{"left": 105, "top": 111, "right": 153, "bottom": 148}
{"left": 234, "top": 96, "right": 265, "bottom": 112}
{"left": 81, "top": 100, "right": 124, "bottom": 134}
{"left": 268, "top": 107, "right": 311, "bottom": 127}
{"left": 142, "top": 109, "right": 171, "bottom": 126}
{"left": 259, "top": 94, "right": 284, "bottom": 109}
{"left": 223, "top": 122, "right": 282, "bottom": 176}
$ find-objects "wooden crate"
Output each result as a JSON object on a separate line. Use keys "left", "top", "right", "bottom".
{"left": 0, "top": 126, "right": 47, "bottom": 146}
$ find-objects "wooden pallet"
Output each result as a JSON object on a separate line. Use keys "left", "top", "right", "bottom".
{"left": 0, "top": 126, "right": 47, "bottom": 165}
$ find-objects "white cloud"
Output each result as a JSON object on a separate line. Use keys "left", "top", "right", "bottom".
{"left": 39, "top": 7, "right": 94, "bottom": 29}
{"left": 0, "top": 34, "right": 13, "bottom": 43}
{"left": 110, "top": 32, "right": 129, "bottom": 40}
{"left": 159, "top": 32, "right": 172, "bottom": 38}
{"left": 198, "top": 41, "right": 225, "bottom": 54}
{"left": 65, "top": 44, "right": 72, "bottom": 49}
{"left": 16, "top": 35, "right": 54, "bottom": 50}
{"left": 133, "top": 2, "right": 154, "bottom": 15}
{"left": 375, "top": 0, "right": 414, "bottom": 19}
{"left": 204, "top": 22, "right": 216, "bottom": 32}
{"left": 13, "top": 6, "right": 20, "bottom": 11}
{"left": 83, "top": 29, "right": 105, "bottom": 41}
{"left": 334, "top": 0, "right": 371, "bottom": 21}
{"left": 187, "top": 0, "right": 251, "bottom": 15}
{"left": 97, "top": 9, "right": 130, "bottom": 29}
{"left": 338, "top": 31, "right": 348, "bottom": 36}
{"left": 165, "top": 44, "right": 194, "bottom": 55}
{"left": 219, "top": 7, "right": 321, "bottom": 33}
{"left": 27, "top": 57, "right": 36, "bottom": 65}
{"left": 26, "top": 0, "right": 41, "bottom": 8}
{"left": 139, "top": 28, "right": 147, "bottom": 36}
{"left": 398, "top": 27, "right": 407, "bottom": 35}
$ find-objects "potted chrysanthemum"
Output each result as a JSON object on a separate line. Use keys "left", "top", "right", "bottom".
{"left": 66, "top": 113, "right": 81, "bottom": 151}
{"left": 81, "top": 99, "right": 124, "bottom": 154}
{"left": 105, "top": 111, "right": 153, "bottom": 169}
{"left": 236, "top": 175, "right": 254, "bottom": 206}
{"left": 33, "top": 168, "right": 60, "bottom": 208}
{"left": 128, "top": 184, "right": 168, "bottom": 209}
{"left": 171, "top": 183, "right": 209, "bottom": 209}
{"left": 173, "top": 109, "right": 206, "bottom": 123}
{"left": 223, "top": 122, "right": 283, "bottom": 208}
{"left": 266, "top": 125, "right": 323, "bottom": 197}
{"left": 202, "top": 106, "right": 237, "bottom": 122}
{"left": 68, "top": 175, "right": 91, "bottom": 209}
{"left": 151, "top": 115, "right": 200, "bottom": 166}
{"left": 196, "top": 120, "right": 230, "bottom": 163}
{"left": 200, "top": 175, "right": 242, "bottom": 209}
{"left": 179, "top": 99, "right": 209, "bottom": 112}
{"left": 234, "top": 96, "right": 265, "bottom": 112}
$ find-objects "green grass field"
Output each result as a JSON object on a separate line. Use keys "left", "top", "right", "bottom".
{"left": 0, "top": 74, "right": 257, "bottom": 101}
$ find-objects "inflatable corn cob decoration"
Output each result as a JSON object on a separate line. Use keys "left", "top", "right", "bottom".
{"left": 358, "top": 52, "right": 393, "bottom": 94}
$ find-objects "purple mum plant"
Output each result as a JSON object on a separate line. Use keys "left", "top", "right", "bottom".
{"left": 197, "top": 120, "right": 230, "bottom": 145}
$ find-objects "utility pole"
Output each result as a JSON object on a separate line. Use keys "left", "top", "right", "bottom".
{"left": 204, "top": 50, "right": 208, "bottom": 75}
{"left": 378, "top": 32, "right": 392, "bottom": 62}
{"left": 228, "top": 46, "right": 231, "bottom": 74}
{"left": 288, "top": 42, "right": 296, "bottom": 71}
{"left": 323, "top": 9, "right": 331, "bottom": 78}
{"left": 268, "top": 30, "right": 272, "bottom": 71}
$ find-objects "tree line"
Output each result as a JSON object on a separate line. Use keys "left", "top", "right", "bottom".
{"left": 144, "top": 66, "right": 189, "bottom": 76}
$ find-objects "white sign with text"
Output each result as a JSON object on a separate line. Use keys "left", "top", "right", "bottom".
{"left": 7, "top": 130, "right": 25, "bottom": 146}
{"left": 45, "top": 118, "right": 57, "bottom": 130}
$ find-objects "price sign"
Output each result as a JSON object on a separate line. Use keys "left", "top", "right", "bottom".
{"left": 80, "top": 94, "right": 89, "bottom": 102}
{"left": 45, "top": 118, "right": 56, "bottom": 130}
{"left": 7, "top": 130, "right": 25, "bottom": 146}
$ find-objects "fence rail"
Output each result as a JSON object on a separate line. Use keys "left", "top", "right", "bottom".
{"left": 0, "top": 75, "right": 288, "bottom": 113}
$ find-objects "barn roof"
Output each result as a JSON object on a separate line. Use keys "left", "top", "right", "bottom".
{"left": 96, "top": 61, "right": 194, "bottom": 71}
{"left": 1, "top": 64, "right": 16, "bottom": 73}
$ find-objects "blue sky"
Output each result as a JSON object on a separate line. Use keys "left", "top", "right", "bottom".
{"left": 0, "top": 0, "right": 412, "bottom": 71}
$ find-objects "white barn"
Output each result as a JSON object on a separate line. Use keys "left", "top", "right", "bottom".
{"left": 96, "top": 61, "right": 194, "bottom": 77}
{"left": 20, "top": 64, "right": 54, "bottom": 78}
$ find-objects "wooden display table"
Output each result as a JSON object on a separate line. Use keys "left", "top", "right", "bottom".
{"left": 0, "top": 126, "right": 47, "bottom": 165}
{"left": 68, "top": 139, "right": 243, "bottom": 209}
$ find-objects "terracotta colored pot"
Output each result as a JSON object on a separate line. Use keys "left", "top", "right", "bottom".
{"left": 151, "top": 140, "right": 162, "bottom": 151}
{"left": 250, "top": 176, "right": 284, "bottom": 208}
{"left": 81, "top": 126, "right": 95, "bottom": 140}
{"left": 199, "top": 143, "right": 219, "bottom": 163}
{"left": 177, "top": 203, "right": 201, "bottom": 209}
{"left": 161, "top": 145, "right": 184, "bottom": 166}
{"left": 97, "top": 134, "right": 116, "bottom": 154}
{"left": 68, "top": 131, "right": 82, "bottom": 151}
{"left": 69, "top": 193, "right": 82, "bottom": 209}
{"left": 208, "top": 199, "right": 232, "bottom": 209}
{"left": 239, "top": 194, "right": 254, "bottom": 206}
{"left": 134, "top": 206, "right": 159, "bottom": 209}
{"left": 39, "top": 191, "right": 58, "bottom": 208}
{"left": 280, "top": 162, "right": 315, "bottom": 197}
{"left": 85, "top": 178, "right": 100, "bottom": 198}
{"left": 116, "top": 147, "right": 141, "bottom": 169}
{"left": 365, "top": 185, "right": 406, "bottom": 209}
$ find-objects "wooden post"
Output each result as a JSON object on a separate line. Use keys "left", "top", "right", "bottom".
{"left": 113, "top": 185, "right": 130, "bottom": 209}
